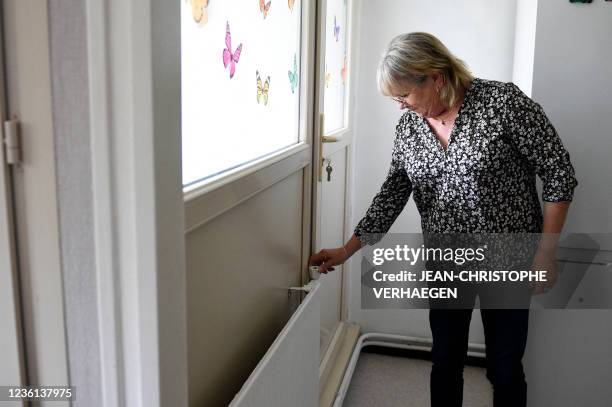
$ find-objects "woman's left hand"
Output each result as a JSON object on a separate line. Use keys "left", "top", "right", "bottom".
{"left": 530, "top": 249, "right": 558, "bottom": 294}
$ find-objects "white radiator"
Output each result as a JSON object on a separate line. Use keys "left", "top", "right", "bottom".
{"left": 229, "top": 280, "right": 320, "bottom": 407}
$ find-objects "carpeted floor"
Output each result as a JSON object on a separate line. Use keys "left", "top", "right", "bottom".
{"left": 343, "top": 350, "right": 492, "bottom": 407}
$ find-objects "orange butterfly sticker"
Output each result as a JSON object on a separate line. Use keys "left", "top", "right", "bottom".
{"left": 259, "top": 0, "right": 271, "bottom": 18}
{"left": 288, "top": 0, "right": 296, "bottom": 11}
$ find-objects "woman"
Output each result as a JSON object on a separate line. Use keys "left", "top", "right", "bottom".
{"left": 309, "top": 32, "right": 578, "bottom": 407}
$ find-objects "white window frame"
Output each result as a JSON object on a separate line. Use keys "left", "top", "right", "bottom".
{"left": 183, "top": 0, "right": 319, "bottom": 230}
{"left": 321, "top": 0, "right": 356, "bottom": 143}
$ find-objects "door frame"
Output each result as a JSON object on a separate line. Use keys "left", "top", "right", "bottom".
{"left": 86, "top": 0, "right": 188, "bottom": 406}
{"left": 342, "top": 0, "right": 361, "bottom": 323}
{"left": 2, "top": 0, "right": 69, "bottom": 396}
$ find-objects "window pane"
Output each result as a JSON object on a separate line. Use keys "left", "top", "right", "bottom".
{"left": 323, "top": 0, "right": 348, "bottom": 133}
{"left": 181, "top": 0, "right": 302, "bottom": 187}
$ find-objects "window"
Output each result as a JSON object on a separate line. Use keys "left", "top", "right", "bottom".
{"left": 181, "top": 0, "right": 302, "bottom": 188}
{"left": 323, "top": 0, "right": 348, "bottom": 133}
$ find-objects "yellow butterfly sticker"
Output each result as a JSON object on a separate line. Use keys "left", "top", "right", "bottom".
{"left": 256, "top": 70, "right": 271, "bottom": 105}
{"left": 325, "top": 66, "right": 331, "bottom": 88}
{"left": 189, "top": 0, "right": 210, "bottom": 25}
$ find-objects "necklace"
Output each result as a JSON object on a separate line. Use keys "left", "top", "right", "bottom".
{"left": 435, "top": 108, "right": 452, "bottom": 126}
{"left": 439, "top": 88, "right": 468, "bottom": 125}
{"left": 435, "top": 100, "right": 461, "bottom": 126}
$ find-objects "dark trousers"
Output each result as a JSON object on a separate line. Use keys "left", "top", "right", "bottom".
{"left": 429, "top": 307, "right": 530, "bottom": 407}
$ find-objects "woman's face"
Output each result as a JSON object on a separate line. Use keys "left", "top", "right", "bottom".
{"left": 390, "top": 74, "right": 445, "bottom": 118}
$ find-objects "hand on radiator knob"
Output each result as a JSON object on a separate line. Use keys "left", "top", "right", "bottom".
{"left": 308, "top": 246, "right": 349, "bottom": 274}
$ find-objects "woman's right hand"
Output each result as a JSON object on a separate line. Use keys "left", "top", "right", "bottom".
{"left": 308, "top": 247, "right": 350, "bottom": 274}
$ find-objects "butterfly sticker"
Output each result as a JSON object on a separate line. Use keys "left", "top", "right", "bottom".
{"left": 341, "top": 55, "right": 347, "bottom": 85}
{"left": 288, "top": 54, "right": 299, "bottom": 94}
{"left": 256, "top": 71, "right": 271, "bottom": 105}
{"left": 288, "top": 0, "right": 296, "bottom": 11}
{"left": 333, "top": 15, "right": 340, "bottom": 42}
{"left": 188, "top": 0, "right": 210, "bottom": 25}
{"left": 222, "top": 21, "right": 242, "bottom": 79}
{"left": 259, "top": 0, "right": 271, "bottom": 18}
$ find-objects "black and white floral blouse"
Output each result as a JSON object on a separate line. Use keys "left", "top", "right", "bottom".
{"left": 354, "top": 78, "right": 578, "bottom": 246}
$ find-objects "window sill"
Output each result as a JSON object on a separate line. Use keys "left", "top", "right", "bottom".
{"left": 183, "top": 142, "right": 311, "bottom": 233}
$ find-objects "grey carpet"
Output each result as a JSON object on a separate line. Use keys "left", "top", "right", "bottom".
{"left": 343, "top": 352, "right": 492, "bottom": 407}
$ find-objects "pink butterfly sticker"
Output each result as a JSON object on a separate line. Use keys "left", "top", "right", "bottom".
{"left": 223, "top": 21, "right": 242, "bottom": 79}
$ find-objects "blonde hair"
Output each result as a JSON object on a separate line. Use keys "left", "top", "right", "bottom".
{"left": 377, "top": 32, "right": 474, "bottom": 109}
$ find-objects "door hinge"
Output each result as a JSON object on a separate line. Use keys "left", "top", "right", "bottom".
{"left": 3, "top": 118, "right": 22, "bottom": 165}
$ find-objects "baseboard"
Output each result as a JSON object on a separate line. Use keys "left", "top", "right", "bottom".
{"left": 319, "top": 322, "right": 360, "bottom": 407}
{"left": 361, "top": 344, "right": 487, "bottom": 368}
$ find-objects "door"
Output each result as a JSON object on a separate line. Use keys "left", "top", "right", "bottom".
{"left": 180, "top": 0, "right": 357, "bottom": 403}
{"left": 182, "top": 0, "right": 357, "bottom": 404}
{"left": 313, "top": 0, "right": 356, "bottom": 360}
{"left": 2, "top": 0, "right": 69, "bottom": 395}
{"left": 180, "top": 0, "right": 323, "bottom": 405}
{"left": 0, "top": 18, "right": 26, "bottom": 403}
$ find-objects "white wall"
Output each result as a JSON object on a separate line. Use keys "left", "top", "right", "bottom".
{"left": 512, "top": 0, "right": 538, "bottom": 95}
{"left": 531, "top": 0, "right": 612, "bottom": 239}
{"left": 523, "top": 1, "right": 612, "bottom": 405}
{"left": 348, "top": 0, "right": 518, "bottom": 341}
